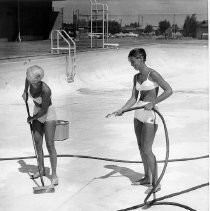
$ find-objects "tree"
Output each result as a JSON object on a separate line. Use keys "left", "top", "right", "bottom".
{"left": 158, "top": 20, "right": 171, "bottom": 34}
{"left": 108, "top": 20, "right": 121, "bottom": 34}
{"left": 88, "top": 20, "right": 121, "bottom": 34}
{"left": 125, "top": 22, "right": 139, "bottom": 27}
{"left": 183, "top": 14, "right": 197, "bottom": 38}
{"left": 130, "top": 22, "right": 139, "bottom": 27}
{"left": 172, "top": 24, "right": 179, "bottom": 33}
{"left": 144, "top": 24, "right": 153, "bottom": 33}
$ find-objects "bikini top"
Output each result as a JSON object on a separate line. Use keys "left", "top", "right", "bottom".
{"left": 135, "top": 71, "right": 158, "bottom": 92}
{"left": 29, "top": 94, "right": 42, "bottom": 104}
{"left": 29, "top": 82, "right": 52, "bottom": 107}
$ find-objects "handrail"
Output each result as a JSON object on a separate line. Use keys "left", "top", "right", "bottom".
{"left": 50, "top": 30, "right": 76, "bottom": 82}
{"left": 60, "top": 30, "right": 76, "bottom": 52}
{"left": 50, "top": 30, "right": 76, "bottom": 53}
{"left": 51, "top": 30, "right": 70, "bottom": 53}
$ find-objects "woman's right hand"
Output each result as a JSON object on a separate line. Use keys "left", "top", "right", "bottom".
{"left": 27, "top": 116, "right": 34, "bottom": 123}
{"left": 105, "top": 109, "right": 124, "bottom": 118}
{"left": 113, "top": 109, "right": 124, "bottom": 116}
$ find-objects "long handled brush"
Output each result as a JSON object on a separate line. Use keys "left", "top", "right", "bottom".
{"left": 25, "top": 96, "right": 55, "bottom": 194}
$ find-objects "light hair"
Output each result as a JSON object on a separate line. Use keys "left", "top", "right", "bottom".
{"left": 26, "top": 65, "right": 44, "bottom": 82}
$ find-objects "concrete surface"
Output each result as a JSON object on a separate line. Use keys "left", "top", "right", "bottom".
{"left": 0, "top": 42, "right": 209, "bottom": 211}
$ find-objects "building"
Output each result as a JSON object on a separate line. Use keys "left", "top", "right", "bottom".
{"left": 0, "top": 0, "right": 61, "bottom": 41}
{"left": 196, "top": 20, "right": 208, "bottom": 39}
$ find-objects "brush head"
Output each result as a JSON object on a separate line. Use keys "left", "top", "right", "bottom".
{"left": 33, "top": 185, "right": 55, "bottom": 194}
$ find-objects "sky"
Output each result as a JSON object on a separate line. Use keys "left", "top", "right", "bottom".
{"left": 53, "top": 0, "right": 208, "bottom": 27}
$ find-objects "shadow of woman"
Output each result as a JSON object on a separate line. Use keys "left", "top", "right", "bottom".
{"left": 98, "top": 165, "right": 146, "bottom": 185}
{"left": 17, "top": 159, "right": 51, "bottom": 180}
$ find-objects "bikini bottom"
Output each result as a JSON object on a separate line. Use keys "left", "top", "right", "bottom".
{"left": 33, "top": 105, "right": 57, "bottom": 123}
{"left": 134, "top": 101, "right": 157, "bottom": 124}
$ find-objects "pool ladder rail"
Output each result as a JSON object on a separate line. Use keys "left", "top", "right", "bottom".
{"left": 50, "top": 30, "right": 76, "bottom": 83}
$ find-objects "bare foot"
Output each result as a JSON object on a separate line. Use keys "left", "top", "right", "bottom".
{"left": 51, "top": 176, "right": 59, "bottom": 186}
{"left": 132, "top": 177, "right": 151, "bottom": 186}
{"left": 145, "top": 184, "right": 161, "bottom": 194}
{"left": 30, "top": 171, "right": 45, "bottom": 179}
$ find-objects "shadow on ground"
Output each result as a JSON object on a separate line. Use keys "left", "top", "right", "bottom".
{"left": 17, "top": 159, "right": 51, "bottom": 180}
{"left": 98, "top": 164, "right": 146, "bottom": 185}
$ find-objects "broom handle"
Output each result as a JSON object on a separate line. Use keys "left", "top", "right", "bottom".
{"left": 25, "top": 97, "right": 45, "bottom": 187}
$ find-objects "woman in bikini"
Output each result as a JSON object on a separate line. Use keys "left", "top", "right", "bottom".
{"left": 111, "top": 48, "right": 172, "bottom": 193}
{"left": 22, "top": 65, "right": 58, "bottom": 186}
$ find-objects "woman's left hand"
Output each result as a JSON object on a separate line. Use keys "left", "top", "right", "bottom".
{"left": 144, "top": 102, "right": 155, "bottom": 110}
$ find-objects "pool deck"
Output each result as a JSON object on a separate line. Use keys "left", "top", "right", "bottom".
{"left": 0, "top": 39, "right": 209, "bottom": 211}
{"left": 0, "top": 37, "right": 207, "bottom": 60}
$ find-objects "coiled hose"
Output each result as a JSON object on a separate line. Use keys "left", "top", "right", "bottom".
{"left": 122, "top": 105, "right": 169, "bottom": 206}
{"left": 120, "top": 106, "right": 209, "bottom": 211}
{"left": 0, "top": 106, "right": 208, "bottom": 210}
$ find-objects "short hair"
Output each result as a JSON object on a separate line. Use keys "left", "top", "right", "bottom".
{"left": 26, "top": 65, "right": 44, "bottom": 82}
{"left": 128, "top": 48, "right": 146, "bottom": 61}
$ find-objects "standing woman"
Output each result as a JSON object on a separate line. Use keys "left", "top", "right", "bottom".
{"left": 22, "top": 65, "right": 58, "bottom": 186}
{"left": 112, "top": 48, "right": 172, "bottom": 193}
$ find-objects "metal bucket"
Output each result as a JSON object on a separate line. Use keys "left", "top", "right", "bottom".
{"left": 54, "top": 120, "right": 69, "bottom": 141}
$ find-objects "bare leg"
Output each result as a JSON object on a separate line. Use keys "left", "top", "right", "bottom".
{"left": 31, "top": 120, "right": 45, "bottom": 178}
{"left": 141, "top": 122, "right": 160, "bottom": 192}
{"left": 44, "top": 120, "right": 58, "bottom": 185}
{"left": 139, "top": 150, "right": 151, "bottom": 183}
{"left": 133, "top": 118, "right": 150, "bottom": 184}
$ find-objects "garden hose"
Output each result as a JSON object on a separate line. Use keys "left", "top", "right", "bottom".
{"left": 122, "top": 105, "right": 169, "bottom": 206}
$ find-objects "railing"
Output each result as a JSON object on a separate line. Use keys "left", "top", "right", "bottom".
{"left": 50, "top": 30, "right": 76, "bottom": 83}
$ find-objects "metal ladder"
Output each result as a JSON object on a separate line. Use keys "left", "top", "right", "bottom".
{"left": 90, "top": 0, "right": 108, "bottom": 48}
{"left": 50, "top": 30, "right": 76, "bottom": 83}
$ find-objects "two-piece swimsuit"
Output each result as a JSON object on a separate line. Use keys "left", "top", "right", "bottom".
{"left": 134, "top": 71, "right": 158, "bottom": 124}
{"left": 29, "top": 82, "right": 57, "bottom": 123}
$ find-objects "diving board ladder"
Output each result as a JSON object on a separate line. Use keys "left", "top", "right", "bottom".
{"left": 90, "top": 0, "right": 108, "bottom": 48}
{"left": 89, "top": 0, "right": 118, "bottom": 49}
{"left": 50, "top": 30, "right": 76, "bottom": 83}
